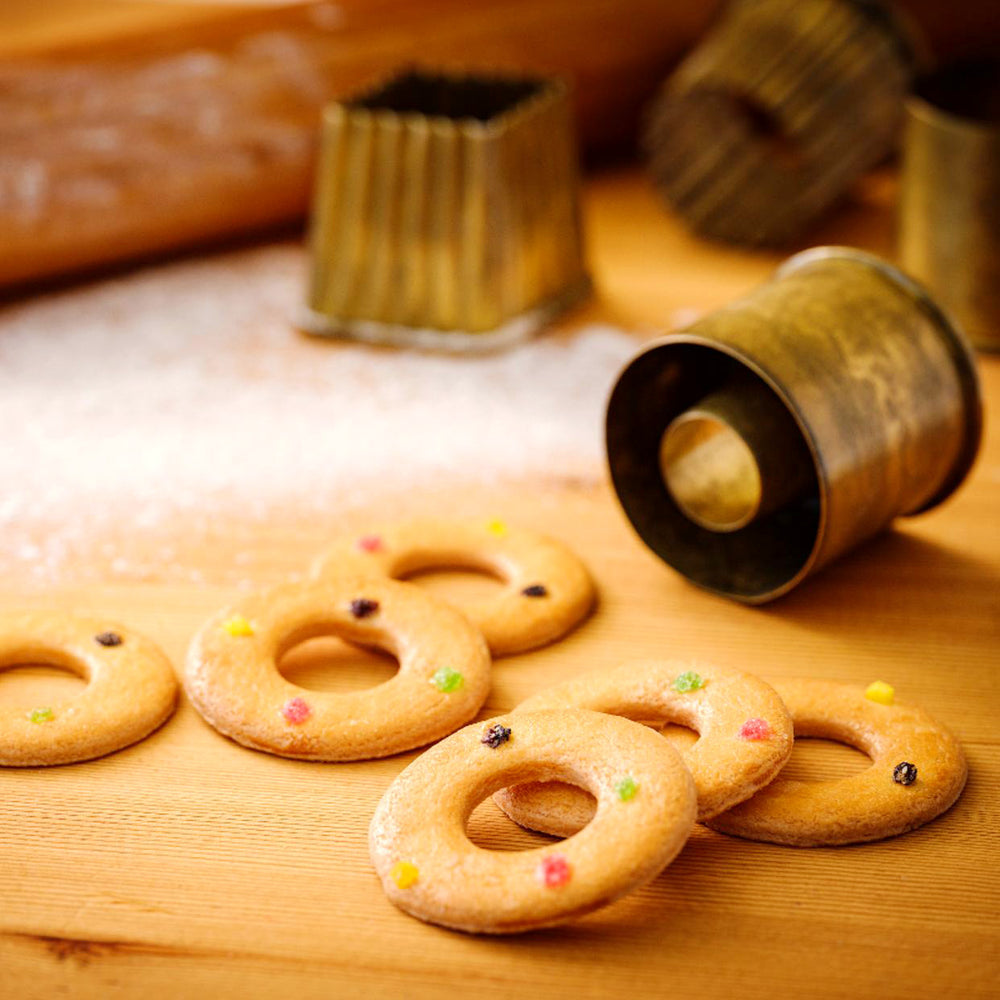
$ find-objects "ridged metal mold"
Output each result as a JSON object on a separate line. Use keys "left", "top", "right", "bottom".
{"left": 900, "top": 58, "right": 1000, "bottom": 353}
{"left": 642, "top": 0, "right": 915, "bottom": 246}
{"left": 606, "top": 247, "right": 982, "bottom": 604}
{"left": 301, "top": 69, "right": 588, "bottom": 351}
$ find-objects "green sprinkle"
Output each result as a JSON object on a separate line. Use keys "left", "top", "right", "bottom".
{"left": 615, "top": 777, "right": 638, "bottom": 801}
{"left": 28, "top": 707, "right": 54, "bottom": 724}
{"left": 430, "top": 667, "right": 464, "bottom": 693}
{"left": 672, "top": 670, "right": 704, "bottom": 693}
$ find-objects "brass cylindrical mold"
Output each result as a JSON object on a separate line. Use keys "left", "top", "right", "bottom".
{"left": 642, "top": 0, "right": 914, "bottom": 246}
{"left": 301, "top": 69, "right": 589, "bottom": 352}
{"left": 606, "top": 247, "right": 981, "bottom": 604}
{"left": 899, "top": 58, "right": 1000, "bottom": 352}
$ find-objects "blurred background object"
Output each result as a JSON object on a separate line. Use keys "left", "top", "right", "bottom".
{"left": 302, "top": 70, "right": 588, "bottom": 350}
{"left": 642, "top": 0, "right": 1000, "bottom": 247}
{"left": 4, "top": 0, "right": 999, "bottom": 295}
{"left": 643, "top": 0, "right": 914, "bottom": 247}
{"left": 899, "top": 58, "right": 1000, "bottom": 353}
{"left": 0, "top": 0, "right": 720, "bottom": 291}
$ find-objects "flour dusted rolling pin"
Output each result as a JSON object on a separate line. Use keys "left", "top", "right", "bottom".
{"left": 0, "top": 0, "right": 719, "bottom": 290}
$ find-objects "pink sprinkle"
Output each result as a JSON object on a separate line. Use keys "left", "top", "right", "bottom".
{"left": 538, "top": 854, "right": 572, "bottom": 888}
{"left": 739, "top": 718, "right": 771, "bottom": 741}
{"left": 282, "top": 697, "right": 311, "bottom": 724}
{"left": 356, "top": 534, "right": 383, "bottom": 553}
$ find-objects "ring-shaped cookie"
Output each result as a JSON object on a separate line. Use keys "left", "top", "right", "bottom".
{"left": 0, "top": 612, "right": 178, "bottom": 766}
{"left": 705, "top": 680, "right": 968, "bottom": 846}
{"left": 493, "top": 661, "right": 793, "bottom": 834}
{"left": 369, "top": 708, "right": 697, "bottom": 934}
{"left": 312, "top": 519, "right": 596, "bottom": 656}
{"left": 185, "top": 577, "right": 491, "bottom": 761}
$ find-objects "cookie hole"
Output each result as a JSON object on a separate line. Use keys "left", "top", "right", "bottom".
{"left": 582, "top": 713, "right": 700, "bottom": 748}
{"left": 780, "top": 737, "right": 871, "bottom": 782}
{"left": 401, "top": 567, "right": 507, "bottom": 606}
{"left": 277, "top": 635, "right": 398, "bottom": 692}
{"left": 466, "top": 794, "right": 567, "bottom": 852}
{"left": 625, "top": 718, "right": 700, "bottom": 749}
{"left": 656, "top": 721, "right": 699, "bottom": 751}
{"left": 0, "top": 664, "right": 88, "bottom": 708}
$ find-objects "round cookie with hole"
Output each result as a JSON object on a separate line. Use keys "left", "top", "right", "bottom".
{"left": 0, "top": 611, "right": 178, "bottom": 766}
{"left": 185, "top": 576, "right": 491, "bottom": 761}
{"left": 311, "top": 518, "right": 596, "bottom": 656}
{"left": 494, "top": 660, "right": 793, "bottom": 835}
{"left": 705, "top": 679, "right": 968, "bottom": 846}
{"left": 370, "top": 708, "right": 697, "bottom": 934}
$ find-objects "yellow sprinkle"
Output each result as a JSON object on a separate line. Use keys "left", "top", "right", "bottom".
{"left": 390, "top": 861, "right": 419, "bottom": 889}
{"left": 487, "top": 518, "right": 507, "bottom": 537}
{"left": 222, "top": 615, "right": 254, "bottom": 638}
{"left": 865, "top": 680, "right": 894, "bottom": 705}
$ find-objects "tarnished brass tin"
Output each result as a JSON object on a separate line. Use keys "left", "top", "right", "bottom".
{"left": 643, "top": 0, "right": 914, "bottom": 246}
{"left": 606, "top": 247, "right": 981, "bottom": 603}
{"left": 300, "top": 69, "right": 589, "bottom": 351}
{"left": 899, "top": 59, "right": 1000, "bottom": 352}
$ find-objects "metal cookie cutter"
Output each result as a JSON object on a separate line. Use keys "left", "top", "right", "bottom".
{"left": 642, "top": 0, "right": 916, "bottom": 246}
{"left": 606, "top": 247, "right": 982, "bottom": 603}
{"left": 300, "top": 68, "right": 589, "bottom": 351}
{"left": 900, "top": 58, "right": 1000, "bottom": 353}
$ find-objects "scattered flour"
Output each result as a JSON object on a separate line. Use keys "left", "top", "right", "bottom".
{"left": 0, "top": 243, "right": 640, "bottom": 585}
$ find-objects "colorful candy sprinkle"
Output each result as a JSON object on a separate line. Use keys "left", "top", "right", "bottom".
{"left": 350, "top": 598, "right": 380, "bottom": 619}
{"left": 481, "top": 724, "right": 512, "bottom": 748}
{"left": 893, "top": 762, "right": 918, "bottom": 786}
{"left": 390, "top": 861, "right": 419, "bottom": 889}
{"left": 865, "top": 680, "right": 895, "bottom": 706}
{"left": 538, "top": 854, "right": 572, "bottom": 888}
{"left": 27, "top": 707, "right": 54, "bottom": 724}
{"left": 282, "top": 697, "right": 312, "bottom": 724}
{"left": 356, "top": 535, "right": 384, "bottom": 553}
{"left": 615, "top": 776, "right": 639, "bottom": 801}
{"left": 522, "top": 584, "right": 548, "bottom": 598}
{"left": 486, "top": 519, "right": 507, "bottom": 537}
{"left": 94, "top": 631, "right": 123, "bottom": 647}
{"left": 672, "top": 670, "right": 705, "bottom": 693}
{"left": 222, "top": 615, "right": 254, "bottom": 637}
{"left": 739, "top": 718, "right": 771, "bottom": 741}
{"left": 430, "top": 667, "right": 464, "bottom": 693}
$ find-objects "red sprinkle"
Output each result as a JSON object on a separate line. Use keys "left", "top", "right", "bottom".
{"left": 356, "top": 535, "right": 384, "bottom": 553}
{"left": 282, "top": 697, "right": 312, "bottom": 724}
{"left": 538, "top": 854, "right": 572, "bottom": 888}
{"left": 739, "top": 718, "right": 771, "bottom": 741}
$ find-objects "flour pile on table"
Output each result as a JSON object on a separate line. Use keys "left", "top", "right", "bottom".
{"left": 0, "top": 244, "right": 637, "bottom": 584}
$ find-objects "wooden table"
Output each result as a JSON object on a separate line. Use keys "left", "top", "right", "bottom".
{"left": 1, "top": 0, "right": 998, "bottom": 981}
{"left": 1, "top": 161, "right": 998, "bottom": 999}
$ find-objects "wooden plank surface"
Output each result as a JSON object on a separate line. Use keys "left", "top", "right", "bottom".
{"left": 0, "top": 159, "right": 998, "bottom": 998}
{"left": 1, "top": 6, "right": 999, "bottom": 995}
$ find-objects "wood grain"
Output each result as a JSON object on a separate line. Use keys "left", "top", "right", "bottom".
{"left": 0, "top": 458, "right": 998, "bottom": 999}
{"left": 0, "top": 65, "right": 998, "bottom": 1000}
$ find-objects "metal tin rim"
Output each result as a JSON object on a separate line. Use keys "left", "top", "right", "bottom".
{"left": 325, "top": 71, "right": 569, "bottom": 140}
{"left": 605, "top": 332, "right": 828, "bottom": 604}
{"left": 777, "top": 246, "right": 982, "bottom": 513}
{"left": 904, "top": 58, "right": 1000, "bottom": 140}
{"left": 905, "top": 90, "right": 1000, "bottom": 141}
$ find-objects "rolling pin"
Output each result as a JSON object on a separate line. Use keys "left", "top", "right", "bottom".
{"left": 0, "top": 0, "right": 720, "bottom": 290}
